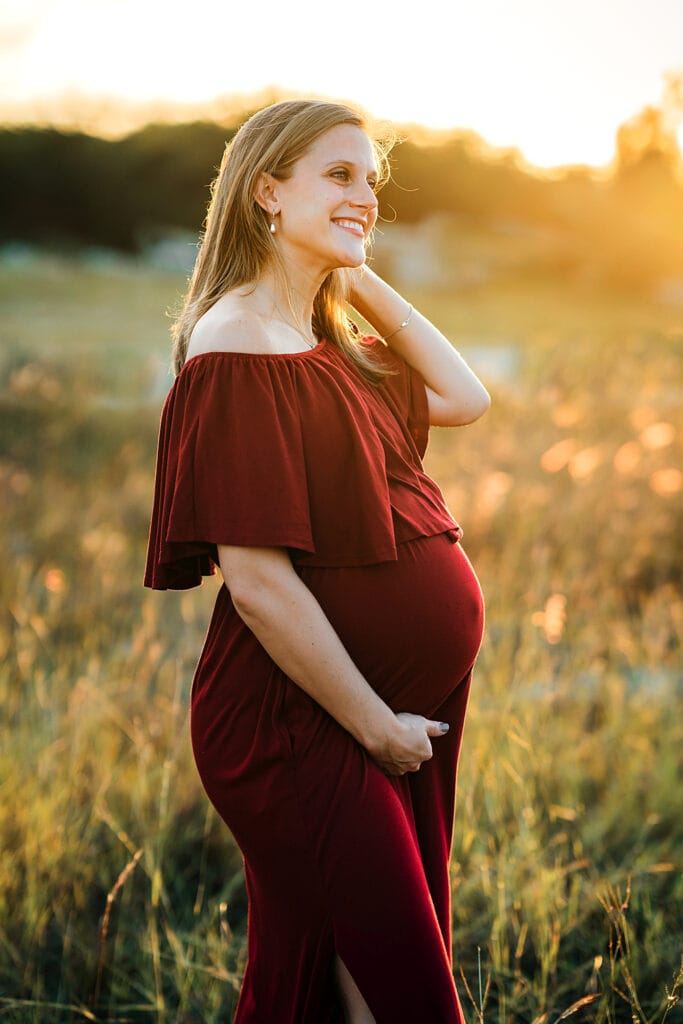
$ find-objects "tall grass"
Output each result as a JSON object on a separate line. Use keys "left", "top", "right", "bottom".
{"left": 0, "top": 250, "right": 681, "bottom": 1021}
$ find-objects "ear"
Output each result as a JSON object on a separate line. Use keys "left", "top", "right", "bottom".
{"left": 254, "top": 172, "right": 280, "bottom": 214}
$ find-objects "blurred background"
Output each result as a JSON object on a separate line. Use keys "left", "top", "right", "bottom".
{"left": 1, "top": 1, "right": 682, "bottom": 1021}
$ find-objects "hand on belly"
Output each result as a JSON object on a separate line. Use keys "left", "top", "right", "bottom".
{"left": 367, "top": 711, "right": 451, "bottom": 776}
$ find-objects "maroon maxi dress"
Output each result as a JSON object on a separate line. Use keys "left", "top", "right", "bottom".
{"left": 144, "top": 335, "right": 485, "bottom": 1023}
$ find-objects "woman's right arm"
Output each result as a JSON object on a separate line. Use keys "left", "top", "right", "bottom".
{"left": 217, "top": 543, "right": 449, "bottom": 776}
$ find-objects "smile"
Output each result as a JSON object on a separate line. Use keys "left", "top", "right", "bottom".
{"left": 333, "top": 219, "right": 365, "bottom": 238}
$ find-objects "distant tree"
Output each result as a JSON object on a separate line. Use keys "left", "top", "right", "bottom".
{"left": 0, "top": 129, "right": 117, "bottom": 248}
{"left": 0, "top": 121, "right": 230, "bottom": 251}
{"left": 379, "top": 132, "right": 558, "bottom": 228}
{"left": 119, "top": 120, "right": 231, "bottom": 247}
{"left": 2, "top": 97, "right": 683, "bottom": 291}
{"left": 615, "top": 71, "right": 683, "bottom": 175}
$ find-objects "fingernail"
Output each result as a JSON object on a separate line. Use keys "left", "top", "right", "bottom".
{"left": 439, "top": 722, "right": 450, "bottom": 733}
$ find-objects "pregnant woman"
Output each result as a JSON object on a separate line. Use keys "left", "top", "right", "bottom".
{"left": 144, "top": 99, "right": 490, "bottom": 1023}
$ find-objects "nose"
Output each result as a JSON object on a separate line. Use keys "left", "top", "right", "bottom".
{"left": 351, "top": 178, "right": 378, "bottom": 212}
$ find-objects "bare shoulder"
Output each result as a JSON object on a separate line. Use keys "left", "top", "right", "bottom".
{"left": 185, "top": 301, "right": 272, "bottom": 361}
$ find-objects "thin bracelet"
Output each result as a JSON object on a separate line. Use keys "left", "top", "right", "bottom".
{"left": 384, "top": 304, "right": 414, "bottom": 341}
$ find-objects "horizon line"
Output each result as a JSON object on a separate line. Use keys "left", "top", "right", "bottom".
{"left": 0, "top": 86, "right": 626, "bottom": 178}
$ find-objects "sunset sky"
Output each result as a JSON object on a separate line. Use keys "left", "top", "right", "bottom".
{"left": 1, "top": 0, "right": 682, "bottom": 169}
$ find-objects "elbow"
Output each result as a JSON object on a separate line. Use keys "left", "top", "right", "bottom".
{"left": 219, "top": 546, "right": 295, "bottom": 625}
{"left": 458, "top": 381, "right": 491, "bottom": 424}
{"left": 222, "top": 555, "right": 296, "bottom": 631}
{"left": 445, "top": 386, "right": 491, "bottom": 426}
{"left": 466, "top": 386, "right": 491, "bottom": 423}
{"left": 228, "top": 576, "right": 273, "bottom": 626}
{"left": 428, "top": 380, "right": 491, "bottom": 427}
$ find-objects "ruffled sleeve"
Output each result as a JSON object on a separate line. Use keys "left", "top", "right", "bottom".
{"left": 144, "top": 337, "right": 459, "bottom": 589}
{"left": 144, "top": 353, "right": 315, "bottom": 590}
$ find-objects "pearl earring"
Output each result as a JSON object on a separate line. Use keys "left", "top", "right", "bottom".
{"left": 269, "top": 210, "right": 277, "bottom": 234}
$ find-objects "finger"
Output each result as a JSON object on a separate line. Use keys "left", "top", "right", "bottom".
{"left": 425, "top": 720, "right": 450, "bottom": 738}
{"left": 384, "top": 761, "right": 419, "bottom": 776}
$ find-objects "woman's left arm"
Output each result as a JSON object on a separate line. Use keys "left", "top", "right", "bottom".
{"left": 348, "top": 265, "right": 491, "bottom": 426}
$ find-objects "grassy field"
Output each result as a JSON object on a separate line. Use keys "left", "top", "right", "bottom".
{"left": 0, "top": 248, "right": 681, "bottom": 1023}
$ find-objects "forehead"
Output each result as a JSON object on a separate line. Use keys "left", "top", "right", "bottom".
{"left": 303, "top": 124, "right": 378, "bottom": 172}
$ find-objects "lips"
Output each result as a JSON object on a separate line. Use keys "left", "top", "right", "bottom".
{"left": 333, "top": 218, "right": 366, "bottom": 238}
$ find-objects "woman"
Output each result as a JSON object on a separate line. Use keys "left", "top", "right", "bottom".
{"left": 145, "top": 99, "right": 490, "bottom": 1024}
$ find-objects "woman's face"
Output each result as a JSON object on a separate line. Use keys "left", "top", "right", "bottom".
{"left": 267, "top": 124, "right": 380, "bottom": 276}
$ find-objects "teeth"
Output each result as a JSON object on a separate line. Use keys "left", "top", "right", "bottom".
{"left": 335, "top": 219, "right": 364, "bottom": 234}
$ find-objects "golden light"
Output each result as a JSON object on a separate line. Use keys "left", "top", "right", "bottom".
{"left": 639, "top": 421, "right": 676, "bottom": 450}
{"left": 551, "top": 403, "right": 582, "bottom": 428}
{"left": 531, "top": 594, "right": 567, "bottom": 644}
{"left": 549, "top": 805, "right": 578, "bottom": 822}
{"left": 3, "top": 0, "right": 683, "bottom": 171}
{"left": 568, "top": 446, "right": 605, "bottom": 481}
{"left": 540, "top": 439, "right": 578, "bottom": 474}
{"left": 477, "top": 471, "right": 513, "bottom": 516}
{"left": 44, "top": 568, "right": 66, "bottom": 593}
{"left": 649, "top": 468, "right": 683, "bottom": 495}
{"left": 613, "top": 442, "right": 642, "bottom": 475}
{"left": 630, "top": 405, "right": 658, "bottom": 431}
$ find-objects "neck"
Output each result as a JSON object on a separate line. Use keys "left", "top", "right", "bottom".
{"left": 253, "top": 264, "right": 326, "bottom": 334}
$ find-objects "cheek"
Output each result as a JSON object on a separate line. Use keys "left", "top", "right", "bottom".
{"left": 295, "top": 192, "right": 336, "bottom": 229}
{"left": 284, "top": 205, "right": 323, "bottom": 238}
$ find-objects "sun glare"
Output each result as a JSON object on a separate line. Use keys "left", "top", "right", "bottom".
{"left": 2, "top": 0, "right": 682, "bottom": 171}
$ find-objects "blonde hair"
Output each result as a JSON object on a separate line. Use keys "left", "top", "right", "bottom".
{"left": 170, "top": 99, "right": 394, "bottom": 379}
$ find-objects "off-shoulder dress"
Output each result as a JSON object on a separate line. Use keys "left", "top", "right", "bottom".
{"left": 144, "top": 335, "right": 485, "bottom": 1023}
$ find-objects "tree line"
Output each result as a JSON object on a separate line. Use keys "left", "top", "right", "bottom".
{"left": 1, "top": 98, "right": 682, "bottom": 289}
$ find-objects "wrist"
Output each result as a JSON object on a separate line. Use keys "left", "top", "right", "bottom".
{"left": 383, "top": 303, "right": 414, "bottom": 341}
{"left": 347, "top": 263, "right": 381, "bottom": 311}
{"left": 347, "top": 269, "right": 412, "bottom": 341}
{"left": 356, "top": 703, "right": 399, "bottom": 755}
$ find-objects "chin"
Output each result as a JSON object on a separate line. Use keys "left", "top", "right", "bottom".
{"left": 313, "top": 242, "right": 367, "bottom": 275}
{"left": 333, "top": 247, "right": 367, "bottom": 270}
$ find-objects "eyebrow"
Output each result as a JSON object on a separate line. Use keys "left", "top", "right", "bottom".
{"left": 323, "top": 159, "right": 379, "bottom": 177}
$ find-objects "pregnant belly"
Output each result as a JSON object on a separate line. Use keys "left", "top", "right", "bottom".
{"left": 297, "top": 531, "right": 485, "bottom": 718}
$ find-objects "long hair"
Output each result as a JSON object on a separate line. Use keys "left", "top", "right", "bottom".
{"left": 170, "top": 99, "right": 394, "bottom": 379}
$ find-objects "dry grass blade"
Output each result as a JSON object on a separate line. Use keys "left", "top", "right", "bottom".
{"left": 458, "top": 947, "right": 490, "bottom": 1024}
{"left": 0, "top": 1000, "right": 97, "bottom": 1020}
{"left": 552, "top": 993, "right": 602, "bottom": 1021}
{"left": 219, "top": 901, "right": 234, "bottom": 945}
{"left": 91, "top": 848, "right": 144, "bottom": 1009}
{"left": 459, "top": 962, "right": 483, "bottom": 1023}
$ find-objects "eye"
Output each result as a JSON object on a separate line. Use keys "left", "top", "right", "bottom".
{"left": 330, "top": 168, "right": 351, "bottom": 181}
{"left": 368, "top": 177, "right": 379, "bottom": 192}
